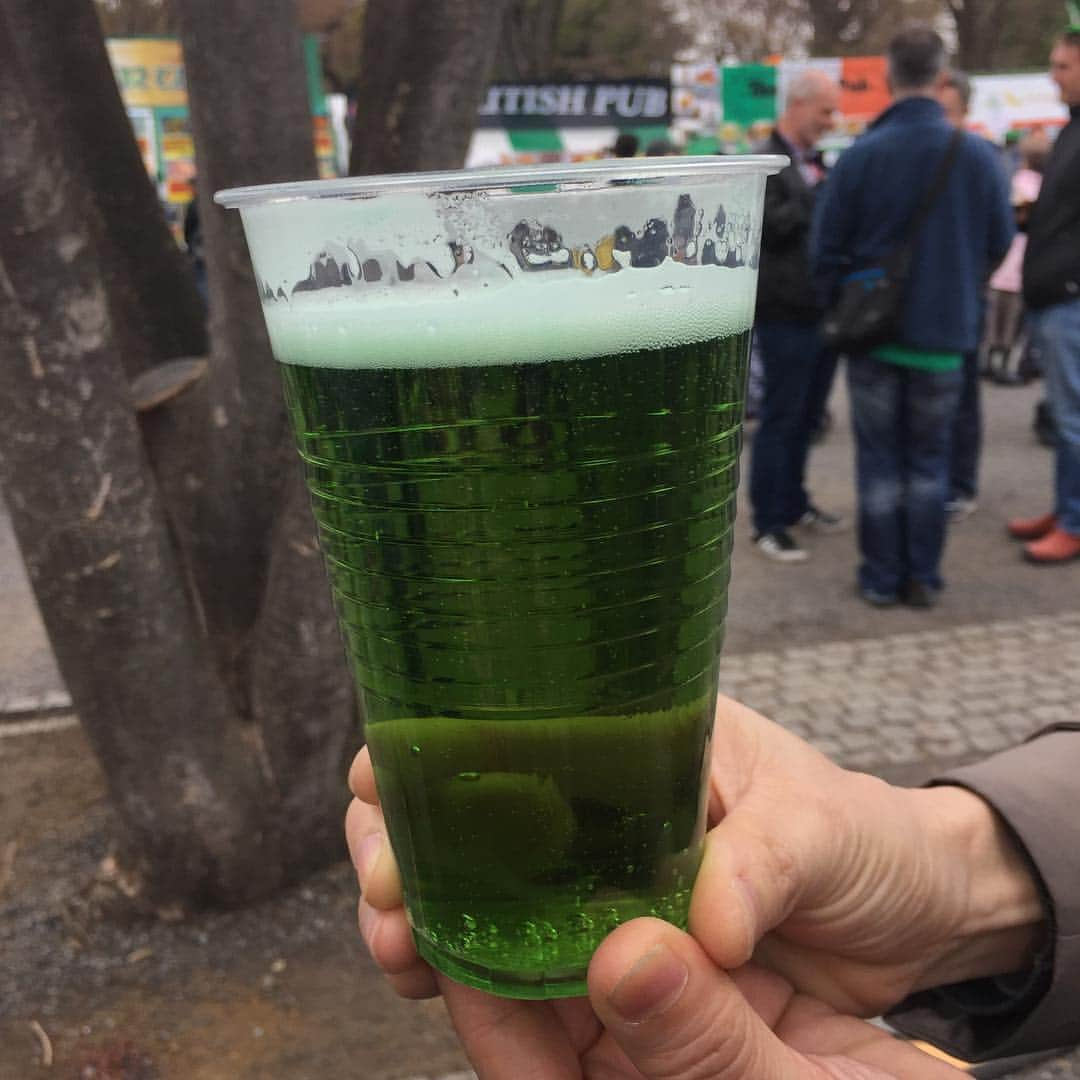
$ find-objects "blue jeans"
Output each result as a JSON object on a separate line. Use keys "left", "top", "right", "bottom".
{"left": 847, "top": 354, "right": 963, "bottom": 596}
{"left": 949, "top": 350, "right": 981, "bottom": 501}
{"left": 1030, "top": 299, "right": 1080, "bottom": 535}
{"left": 749, "top": 321, "right": 837, "bottom": 535}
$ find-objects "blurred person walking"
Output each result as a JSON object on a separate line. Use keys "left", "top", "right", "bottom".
{"left": 1008, "top": 26, "right": 1080, "bottom": 563}
{"left": 982, "top": 133, "right": 1047, "bottom": 385}
{"left": 813, "top": 27, "right": 1013, "bottom": 607}
{"left": 749, "top": 70, "right": 845, "bottom": 563}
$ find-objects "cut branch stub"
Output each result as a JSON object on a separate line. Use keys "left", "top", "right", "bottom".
{"left": 130, "top": 357, "right": 209, "bottom": 413}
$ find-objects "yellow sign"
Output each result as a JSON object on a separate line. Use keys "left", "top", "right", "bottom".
{"left": 106, "top": 39, "right": 187, "bottom": 109}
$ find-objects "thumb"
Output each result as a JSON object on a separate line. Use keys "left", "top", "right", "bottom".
{"left": 690, "top": 800, "right": 828, "bottom": 969}
{"left": 588, "top": 918, "right": 801, "bottom": 1080}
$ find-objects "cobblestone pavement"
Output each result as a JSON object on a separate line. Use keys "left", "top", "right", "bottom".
{"left": 718, "top": 610, "right": 1080, "bottom": 780}
{"left": 404, "top": 611, "right": 1080, "bottom": 1080}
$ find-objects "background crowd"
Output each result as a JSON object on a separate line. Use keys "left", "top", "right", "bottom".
{"left": 741, "top": 24, "right": 1080, "bottom": 607}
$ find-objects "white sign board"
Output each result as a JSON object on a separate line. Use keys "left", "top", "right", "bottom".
{"left": 968, "top": 72, "right": 1068, "bottom": 141}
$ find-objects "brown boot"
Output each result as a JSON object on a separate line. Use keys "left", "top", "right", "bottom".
{"left": 1007, "top": 512, "right": 1057, "bottom": 541}
{"left": 1023, "top": 527, "right": 1080, "bottom": 563}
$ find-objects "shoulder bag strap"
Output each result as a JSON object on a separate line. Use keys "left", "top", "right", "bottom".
{"left": 898, "top": 128, "right": 965, "bottom": 254}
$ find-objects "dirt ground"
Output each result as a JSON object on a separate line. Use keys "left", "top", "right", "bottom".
{"left": 0, "top": 725, "right": 472, "bottom": 1080}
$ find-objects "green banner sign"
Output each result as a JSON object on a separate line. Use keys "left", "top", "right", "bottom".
{"left": 721, "top": 64, "right": 777, "bottom": 127}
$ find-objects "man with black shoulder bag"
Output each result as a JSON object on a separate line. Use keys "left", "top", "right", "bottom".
{"left": 811, "top": 26, "right": 1013, "bottom": 608}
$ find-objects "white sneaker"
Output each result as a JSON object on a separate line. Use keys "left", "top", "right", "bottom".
{"left": 753, "top": 530, "right": 809, "bottom": 562}
{"left": 946, "top": 497, "right": 978, "bottom": 521}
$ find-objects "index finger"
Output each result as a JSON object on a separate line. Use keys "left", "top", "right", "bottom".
{"left": 348, "top": 745, "right": 380, "bottom": 805}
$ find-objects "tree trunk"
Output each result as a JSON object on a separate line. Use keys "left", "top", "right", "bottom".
{"left": 948, "top": 0, "right": 979, "bottom": 70}
{"left": 171, "top": 0, "right": 322, "bottom": 697}
{"left": 4, "top": 0, "right": 206, "bottom": 380}
{"left": 0, "top": 0, "right": 514, "bottom": 909}
{"left": 501, "top": 0, "right": 567, "bottom": 81}
{"left": 0, "top": 8, "right": 278, "bottom": 907}
{"left": 349, "top": 0, "right": 515, "bottom": 174}
{"left": 807, "top": 0, "right": 879, "bottom": 56}
{"left": 948, "top": 0, "right": 1013, "bottom": 71}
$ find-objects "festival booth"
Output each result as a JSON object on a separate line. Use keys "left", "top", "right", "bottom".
{"left": 965, "top": 71, "right": 1071, "bottom": 141}
{"left": 465, "top": 79, "right": 675, "bottom": 167}
{"left": 106, "top": 36, "right": 337, "bottom": 238}
{"left": 461, "top": 60, "right": 894, "bottom": 166}
{"left": 714, "top": 58, "right": 1067, "bottom": 155}
{"left": 462, "top": 59, "right": 1068, "bottom": 169}
{"left": 109, "top": 41, "right": 1067, "bottom": 218}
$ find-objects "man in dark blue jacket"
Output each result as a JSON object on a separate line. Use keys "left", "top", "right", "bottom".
{"left": 811, "top": 27, "right": 1013, "bottom": 608}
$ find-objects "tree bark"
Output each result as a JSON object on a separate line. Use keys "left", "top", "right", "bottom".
{"left": 4, "top": 0, "right": 206, "bottom": 379}
{"left": 172, "top": 0, "right": 320, "bottom": 692}
{"left": 1, "top": 0, "right": 515, "bottom": 910}
{"left": 172, "top": 0, "right": 358, "bottom": 873}
{"left": 947, "top": 0, "right": 1014, "bottom": 71}
{"left": 349, "top": 0, "right": 515, "bottom": 174}
{"left": 501, "top": 0, "right": 566, "bottom": 81}
{"left": 0, "top": 9, "right": 278, "bottom": 907}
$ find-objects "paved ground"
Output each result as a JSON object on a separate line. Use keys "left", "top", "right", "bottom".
{"left": 3, "top": 374, "right": 1080, "bottom": 1077}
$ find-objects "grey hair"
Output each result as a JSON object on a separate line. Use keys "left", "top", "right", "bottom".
{"left": 783, "top": 69, "right": 834, "bottom": 109}
{"left": 887, "top": 26, "right": 947, "bottom": 92}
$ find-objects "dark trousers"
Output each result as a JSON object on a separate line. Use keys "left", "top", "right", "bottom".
{"left": 749, "top": 320, "right": 837, "bottom": 536}
{"left": 847, "top": 354, "right": 963, "bottom": 596}
{"left": 949, "top": 350, "right": 981, "bottom": 501}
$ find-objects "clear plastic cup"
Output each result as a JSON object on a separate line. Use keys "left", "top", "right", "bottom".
{"left": 218, "top": 155, "right": 784, "bottom": 999}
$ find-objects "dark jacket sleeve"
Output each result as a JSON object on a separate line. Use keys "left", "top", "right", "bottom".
{"left": 761, "top": 168, "right": 811, "bottom": 247}
{"left": 982, "top": 141, "right": 1015, "bottom": 272}
{"left": 808, "top": 159, "right": 856, "bottom": 308}
{"left": 887, "top": 723, "right": 1080, "bottom": 1061}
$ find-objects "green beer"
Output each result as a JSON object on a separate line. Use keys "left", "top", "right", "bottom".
{"left": 218, "top": 158, "right": 780, "bottom": 998}
{"left": 281, "top": 333, "right": 747, "bottom": 996}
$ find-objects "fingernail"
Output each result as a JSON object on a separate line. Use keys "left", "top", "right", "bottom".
{"left": 357, "top": 832, "right": 383, "bottom": 883}
{"left": 609, "top": 943, "right": 689, "bottom": 1023}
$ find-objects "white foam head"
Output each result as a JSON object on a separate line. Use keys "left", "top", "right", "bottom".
{"left": 220, "top": 160, "right": 783, "bottom": 368}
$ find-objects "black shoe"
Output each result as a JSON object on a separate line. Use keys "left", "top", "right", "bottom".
{"left": 859, "top": 587, "right": 898, "bottom": 608}
{"left": 993, "top": 369, "right": 1026, "bottom": 386}
{"left": 901, "top": 581, "right": 939, "bottom": 608}
{"left": 797, "top": 506, "right": 848, "bottom": 534}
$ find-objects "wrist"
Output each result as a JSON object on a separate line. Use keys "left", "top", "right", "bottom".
{"left": 912, "top": 784, "right": 1046, "bottom": 991}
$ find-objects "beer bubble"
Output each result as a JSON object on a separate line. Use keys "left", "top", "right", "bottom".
{"left": 521, "top": 921, "right": 543, "bottom": 948}
{"left": 570, "top": 912, "right": 594, "bottom": 936}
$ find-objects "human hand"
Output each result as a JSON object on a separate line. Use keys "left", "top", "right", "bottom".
{"left": 685, "top": 697, "right": 1043, "bottom": 1016}
{"left": 346, "top": 695, "right": 1042, "bottom": 1074}
{"left": 346, "top": 766, "right": 960, "bottom": 1077}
